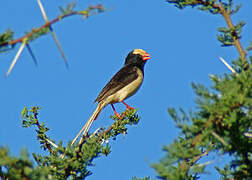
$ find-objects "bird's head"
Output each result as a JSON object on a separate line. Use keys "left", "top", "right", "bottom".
{"left": 124, "top": 49, "right": 150, "bottom": 67}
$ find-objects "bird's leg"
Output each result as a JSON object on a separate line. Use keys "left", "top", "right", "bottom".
{"left": 121, "top": 101, "right": 134, "bottom": 110}
{"left": 111, "top": 104, "right": 120, "bottom": 117}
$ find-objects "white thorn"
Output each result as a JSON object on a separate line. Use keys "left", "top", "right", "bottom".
{"left": 244, "top": 132, "right": 252, "bottom": 138}
{"left": 194, "top": 160, "right": 215, "bottom": 168}
{"left": 219, "top": 57, "right": 236, "bottom": 73}
{"left": 6, "top": 41, "right": 26, "bottom": 77}
{"left": 46, "top": 138, "right": 58, "bottom": 148}
{"left": 37, "top": 0, "right": 69, "bottom": 68}
{"left": 37, "top": 0, "right": 49, "bottom": 22}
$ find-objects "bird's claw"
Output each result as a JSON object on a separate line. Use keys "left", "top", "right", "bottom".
{"left": 115, "top": 111, "right": 120, "bottom": 118}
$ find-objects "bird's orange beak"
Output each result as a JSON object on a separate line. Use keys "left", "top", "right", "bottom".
{"left": 142, "top": 52, "right": 151, "bottom": 61}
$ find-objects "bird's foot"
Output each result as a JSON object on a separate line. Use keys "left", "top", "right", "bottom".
{"left": 114, "top": 111, "right": 120, "bottom": 118}
{"left": 121, "top": 101, "right": 134, "bottom": 110}
{"left": 126, "top": 105, "right": 134, "bottom": 110}
{"left": 111, "top": 104, "right": 120, "bottom": 118}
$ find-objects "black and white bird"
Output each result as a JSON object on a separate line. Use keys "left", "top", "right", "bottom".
{"left": 72, "top": 49, "right": 150, "bottom": 144}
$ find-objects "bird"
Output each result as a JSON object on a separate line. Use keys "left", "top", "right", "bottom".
{"left": 71, "top": 49, "right": 150, "bottom": 145}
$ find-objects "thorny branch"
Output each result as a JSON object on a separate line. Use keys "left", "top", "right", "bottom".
{"left": 0, "top": 5, "right": 104, "bottom": 48}
{"left": 1, "top": 4, "right": 104, "bottom": 77}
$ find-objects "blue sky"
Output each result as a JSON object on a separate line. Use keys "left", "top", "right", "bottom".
{"left": 1, "top": 0, "right": 251, "bottom": 179}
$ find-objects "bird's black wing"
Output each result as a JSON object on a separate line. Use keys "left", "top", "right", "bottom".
{"left": 95, "top": 65, "right": 139, "bottom": 103}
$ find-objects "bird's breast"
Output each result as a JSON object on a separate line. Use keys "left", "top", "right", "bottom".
{"left": 105, "top": 68, "right": 144, "bottom": 104}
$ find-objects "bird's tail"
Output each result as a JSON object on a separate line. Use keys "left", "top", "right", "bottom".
{"left": 71, "top": 102, "right": 106, "bottom": 145}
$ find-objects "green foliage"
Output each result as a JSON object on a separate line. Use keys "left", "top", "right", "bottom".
{"left": 0, "top": 30, "right": 14, "bottom": 52}
{"left": 166, "top": 0, "right": 240, "bottom": 14}
{"left": 217, "top": 21, "right": 245, "bottom": 47}
{"left": 22, "top": 106, "right": 54, "bottom": 152}
{"left": 215, "top": 164, "right": 234, "bottom": 180}
{"left": 152, "top": 0, "right": 252, "bottom": 180}
{"left": 1, "top": 107, "right": 141, "bottom": 179}
{"left": 108, "top": 108, "right": 140, "bottom": 138}
{"left": 153, "top": 62, "right": 252, "bottom": 179}
{"left": 0, "top": 30, "right": 14, "bottom": 44}
{"left": 132, "top": 176, "right": 151, "bottom": 180}
{"left": 0, "top": 147, "right": 50, "bottom": 180}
